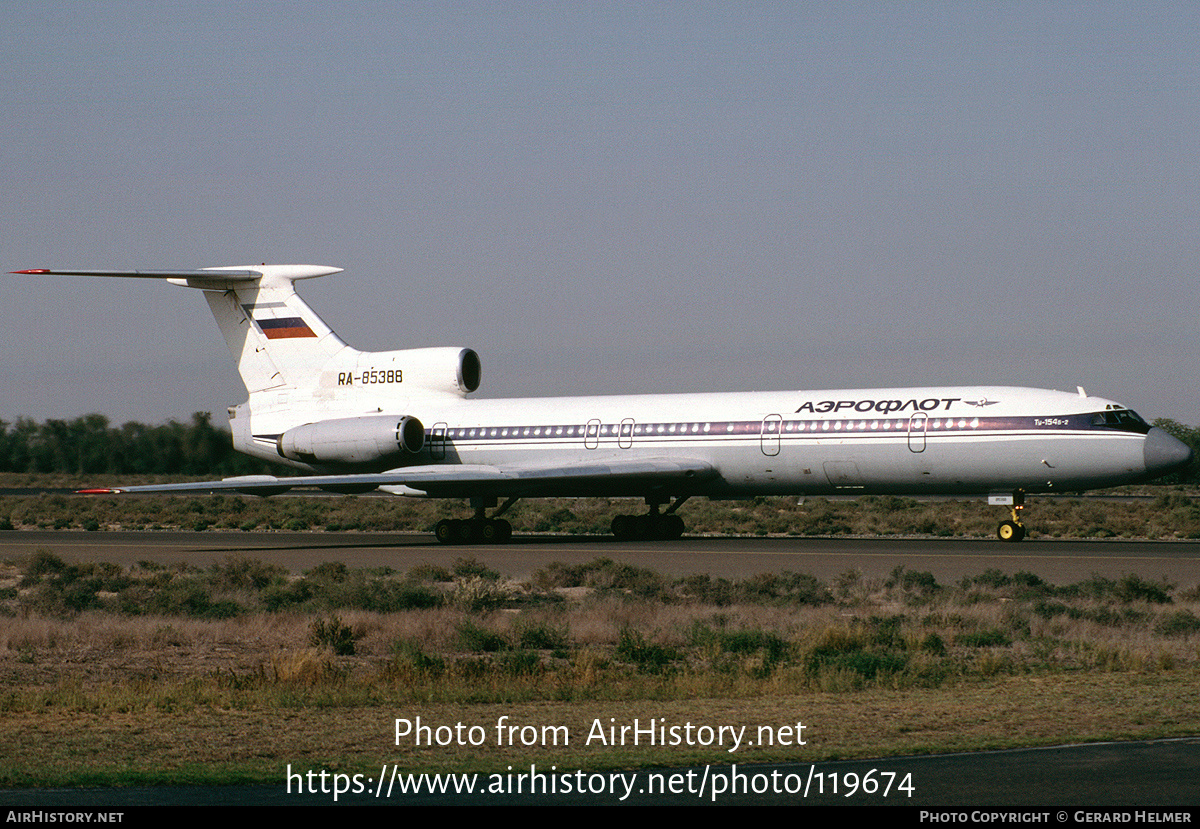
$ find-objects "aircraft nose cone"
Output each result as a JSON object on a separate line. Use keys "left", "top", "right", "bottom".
{"left": 1144, "top": 427, "right": 1193, "bottom": 477}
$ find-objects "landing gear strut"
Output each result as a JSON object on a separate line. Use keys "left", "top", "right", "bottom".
{"left": 434, "top": 496, "right": 516, "bottom": 545}
{"left": 995, "top": 490, "right": 1026, "bottom": 542}
{"left": 611, "top": 496, "right": 689, "bottom": 541}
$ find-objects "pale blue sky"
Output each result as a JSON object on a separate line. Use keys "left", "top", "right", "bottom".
{"left": 3, "top": 2, "right": 1197, "bottom": 424}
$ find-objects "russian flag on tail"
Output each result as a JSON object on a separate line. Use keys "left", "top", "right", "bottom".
{"left": 256, "top": 316, "right": 317, "bottom": 338}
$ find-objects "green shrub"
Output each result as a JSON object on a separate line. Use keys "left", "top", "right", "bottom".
{"left": 498, "top": 649, "right": 542, "bottom": 676}
{"left": 514, "top": 619, "right": 569, "bottom": 651}
{"left": 615, "top": 627, "right": 679, "bottom": 674}
{"left": 310, "top": 616, "right": 357, "bottom": 656}
{"left": 956, "top": 629, "right": 1013, "bottom": 648}
{"left": 452, "top": 556, "right": 500, "bottom": 581}
{"left": 391, "top": 639, "right": 444, "bottom": 677}
{"left": 921, "top": 632, "right": 946, "bottom": 655}
{"left": 457, "top": 620, "right": 509, "bottom": 652}
{"left": 1082, "top": 574, "right": 1173, "bottom": 604}
{"left": 886, "top": 566, "right": 940, "bottom": 594}
{"left": 261, "top": 580, "right": 314, "bottom": 611}
{"left": 211, "top": 556, "right": 287, "bottom": 590}
{"left": 306, "top": 562, "right": 350, "bottom": 583}
{"left": 407, "top": 563, "right": 452, "bottom": 582}
{"left": 1155, "top": 610, "right": 1200, "bottom": 636}
{"left": 331, "top": 576, "right": 444, "bottom": 612}
{"left": 805, "top": 625, "right": 909, "bottom": 680}
{"left": 25, "top": 549, "right": 68, "bottom": 579}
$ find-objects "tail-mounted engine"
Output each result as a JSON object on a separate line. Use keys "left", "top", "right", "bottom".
{"left": 277, "top": 415, "right": 424, "bottom": 465}
{"left": 344, "top": 347, "right": 481, "bottom": 396}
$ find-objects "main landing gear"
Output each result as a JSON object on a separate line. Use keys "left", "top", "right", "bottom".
{"left": 434, "top": 517, "right": 512, "bottom": 545}
{"left": 610, "top": 497, "right": 689, "bottom": 541}
{"left": 434, "top": 496, "right": 516, "bottom": 545}
{"left": 433, "top": 495, "right": 694, "bottom": 544}
{"left": 995, "top": 490, "right": 1026, "bottom": 542}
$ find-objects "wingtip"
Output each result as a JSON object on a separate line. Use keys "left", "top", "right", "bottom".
{"left": 10, "top": 269, "right": 51, "bottom": 274}
{"left": 76, "top": 488, "right": 123, "bottom": 494}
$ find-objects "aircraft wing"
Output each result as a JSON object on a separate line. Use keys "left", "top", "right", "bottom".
{"left": 79, "top": 457, "right": 718, "bottom": 499}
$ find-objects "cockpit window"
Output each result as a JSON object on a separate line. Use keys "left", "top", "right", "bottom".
{"left": 1090, "top": 409, "right": 1150, "bottom": 433}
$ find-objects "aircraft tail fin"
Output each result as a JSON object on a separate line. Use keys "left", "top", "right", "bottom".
{"left": 198, "top": 265, "right": 353, "bottom": 393}
{"left": 11, "top": 265, "right": 354, "bottom": 394}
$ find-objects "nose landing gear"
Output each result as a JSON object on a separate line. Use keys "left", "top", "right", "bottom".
{"left": 993, "top": 490, "right": 1026, "bottom": 542}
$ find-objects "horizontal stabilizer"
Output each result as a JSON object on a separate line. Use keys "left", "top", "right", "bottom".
{"left": 17, "top": 265, "right": 350, "bottom": 394}
{"left": 11, "top": 265, "right": 342, "bottom": 288}
{"left": 11, "top": 268, "right": 263, "bottom": 280}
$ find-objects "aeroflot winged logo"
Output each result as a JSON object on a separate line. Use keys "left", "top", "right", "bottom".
{"left": 794, "top": 397, "right": 964, "bottom": 414}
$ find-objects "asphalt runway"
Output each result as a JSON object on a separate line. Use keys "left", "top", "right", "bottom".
{"left": 5, "top": 529, "right": 1200, "bottom": 585}
{"left": 5, "top": 738, "right": 1199, "bottom": 808}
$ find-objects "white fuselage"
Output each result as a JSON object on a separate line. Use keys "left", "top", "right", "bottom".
{"left": 234, "top": 385, "right": 1155, "bottom": 499}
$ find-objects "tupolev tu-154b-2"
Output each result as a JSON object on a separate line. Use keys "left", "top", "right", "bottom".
{"left": 13, "top": 264, "right": 1192, "bottom": 544}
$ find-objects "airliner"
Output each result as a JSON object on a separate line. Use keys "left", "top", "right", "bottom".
{"left": 14, "top": 264, "right": 1192, "bottom": 544}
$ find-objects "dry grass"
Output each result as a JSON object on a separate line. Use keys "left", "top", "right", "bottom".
{"left": 3, "top": 554, "right": 1200, "bottom": 787}
{"left": 1, "top": 672, "right": 1196, "bottom": 787}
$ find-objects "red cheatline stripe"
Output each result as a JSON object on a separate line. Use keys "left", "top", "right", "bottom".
{"left": 262, "top": 327, "right": 317, "bottom": 339}
{"left": 257, "top": 316, "right": 317, "bottom": 338}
